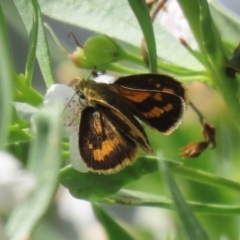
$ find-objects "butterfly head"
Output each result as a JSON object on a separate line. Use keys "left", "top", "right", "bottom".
{"left": 74, "top": 78, "right": 88, "bottom": 99}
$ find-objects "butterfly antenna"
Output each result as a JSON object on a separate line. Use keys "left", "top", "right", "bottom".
{"left": 62, "top": 92, "right": 78, "bottom": 113}
{"left": 84, "top": 66, "right": 98, "bottom": 81}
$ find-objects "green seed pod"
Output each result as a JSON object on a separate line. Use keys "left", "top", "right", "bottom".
{"left": 83, "top": 35, "right": 124, "bottom": 66}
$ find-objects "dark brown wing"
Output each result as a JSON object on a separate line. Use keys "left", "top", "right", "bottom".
{"left": 110, "top": 84, "right": 185, "bottom": 134}
{"left": 84, "top": 81, "right": 152, "bottom": 153}
{"left": 79, "top": 107, "right": 138, "bottom": 174}
{"left": 113, "top": 73, "right": 187, "bottom": 101}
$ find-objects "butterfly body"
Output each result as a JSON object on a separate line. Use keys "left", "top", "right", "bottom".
{"left": 74, "top": 74, "right": 187, "bottom": 174}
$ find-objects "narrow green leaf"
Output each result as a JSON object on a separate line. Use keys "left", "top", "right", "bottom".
{"left": 178, "top": 0, "right": 201, "bottom": 49}
{"left": 127, "top": 0, "right": 157, "bottom": 73}
{"left": 160, "top": 161, "right": 209, "bottom": 240}
{"left": 196, "top": 0, "right": 226, "bottom": 65}
{"left": 60, "top": 157, "right": 181, "bottom": 200}
{"left": 6, "top": 104, "right": 63, "bottom": 240}
{"left": 170, "top": 165, "right": 240, "bottom": 193}
{"left": 25, "top": 0, "right": 38, "bottom": 87}
{"left": 108, "top": 189, "right": 240, "bottom": 216}
{"left": 209, "top": 1, "right": 240, "bottom": 45}
{"left": 178, "top": 0, "right": 226, "bottom": 66}
{"left": 93, "top": 204, "right": 135, "bottom": 240}
{"left": 13, "top": 0, "right": 54, "bottom": 88}
{"left": 0, "top": 3, "right": 14, "bottom": 149}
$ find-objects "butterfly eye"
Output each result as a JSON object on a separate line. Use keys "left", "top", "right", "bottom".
{"left": 79, "top": 94, "right": 86, "bottom": 100}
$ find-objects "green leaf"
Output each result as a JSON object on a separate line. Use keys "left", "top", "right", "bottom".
{"left": 0, "top": 3, "right": 14, "bottom": 149}
{"left": 179, "top": 0, "right": 240, "bottom": 130}
{"left": 180, "top": 0, "right": 226, "bottom": 67}
{"left": 209, "top": 1, "right": 240, "bottom": 45}
{"left": 13, "top": 0, "right": 54, "bottom": 88}
{"left": 6, "top": 104, "right": 63, "bottom": 240}
{"left": 108, "top": 189, "right": 240, "bottom": 216}
{"left": 160, "top": 161, "right": 209, "bottom": 240}
{"left": 24, "top": 0, "right": 38, "bottom": 87}
{"left": 93, "top": 204, "right": 136, "bottom": 240}
{"left": 170, "top": 164, "right": 240, "bottom": 194}
{"left": 38, "top": 0, "right": 203, "bottom": 71}
{"left": 61, "top": 154, "right": 240, "bottom": 201}
{"left": 60, "top": 157, "right": 181, "bottom": 200}
{"left": 196, "top": 0, "right": 226, "bottom": 65}
{"left": 177, "top": 0, "right": 201, "bottom": 49}
{"left": 225, "top": 43, "right": 240, "bottom": 78}
{"left": 127, "top": 0, "right": 157, "bottom": 73}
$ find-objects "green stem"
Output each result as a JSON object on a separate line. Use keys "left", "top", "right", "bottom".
{"left": 107, "top": 63, "right": 146, "bottom": 74}
{"left": 122, "top": 50, "right": 146, "bottom": 66}
{"left": 105, "top": 191, "right": 240, "bottom": 216}
{"left": 176, "top": 75, "right": 210, "bottom": 83}
{"left": 157, "top": 62, "right": 209, "bottom": 78}
{"left": 122, "top": 48, "right": 209, "bottom": 79}
{"left": 170, "top": 164, "right": 240, "bottom": 193}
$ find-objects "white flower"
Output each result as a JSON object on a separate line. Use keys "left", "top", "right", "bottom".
{"left": 43, "top": 84, "right": 85, "bottom": 137}
{"left": 0, "top": 152, "right": 36, "bottom": 212}
{"left": 43, "top": 75, "right": 115, "bottom": 173}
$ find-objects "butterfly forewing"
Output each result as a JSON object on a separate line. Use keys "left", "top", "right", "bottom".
{"left": 114, "top": 73, "right": 187, "bottom": 101}
{"left": 110, "top": 84, "right": 185, "bottom": 134}
{"left": 79, "top": 107, "right": 137, "bottom": 174}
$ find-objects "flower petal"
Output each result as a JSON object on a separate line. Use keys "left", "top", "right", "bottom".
{"left": 43, "top": 84, "right": 87, "bottom": 136}
{"left": 69, "top": 132, "right": 89, "bottom": 173}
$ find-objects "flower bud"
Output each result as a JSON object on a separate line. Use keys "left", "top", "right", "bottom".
{"left": 83, "top": 35, "right": 123, "bottom": 66}
{"left": 70, "top": 47, "right": 95, "bottom": 69}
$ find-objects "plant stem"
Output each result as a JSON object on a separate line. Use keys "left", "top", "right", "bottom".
{"left": 170, "top": 164, "right": 240, "bottom": 193}
{"left": 106, "top": 190, "right": 240, "bottom": 216}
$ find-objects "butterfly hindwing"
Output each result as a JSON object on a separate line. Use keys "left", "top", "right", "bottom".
{"left": 79, "top": 107, "right": 137, "bottom": 174}
{"left": 97, "top": 104, "right": 152, "bottom": 152}
{"left": 82, "top": 81, "right": 152, "bottom": 152}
